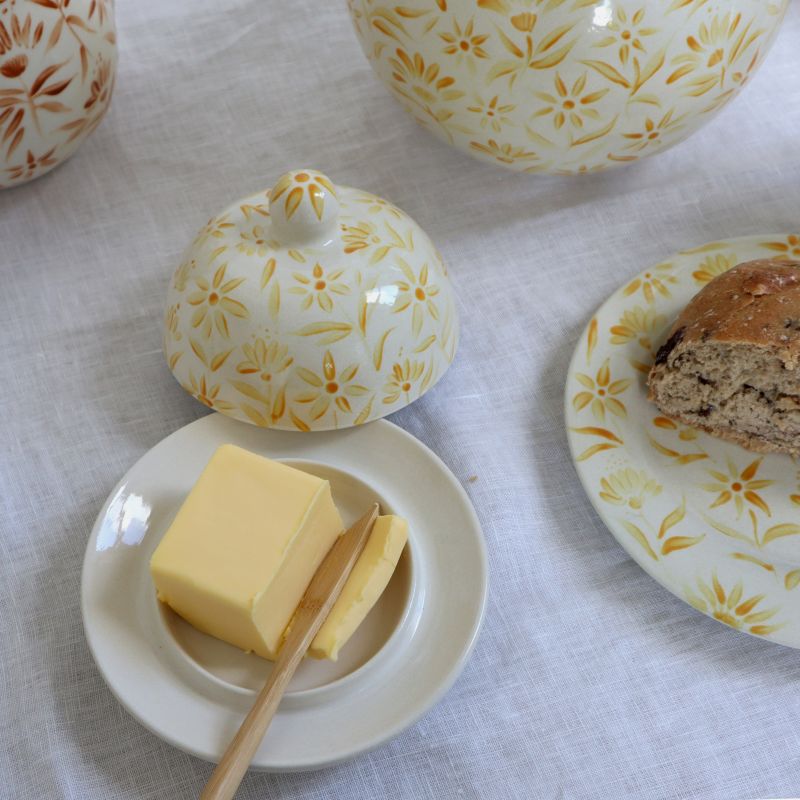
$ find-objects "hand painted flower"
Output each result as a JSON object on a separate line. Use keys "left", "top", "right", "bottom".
{"left": 623, "top": 262, "right": 679, "bottom": 303}
{"left": 466, "top": 94, "right": 516, "bottom": 133}
{"left": 393, "top": 261, "right": 440, "bottom": 337}
{"left": 622, "top": 110, "right": 687, "bottom": 152}
{"left": 701, "top": 457, "right": 774, "bottom": 518}
{"left": 294, "top": 350, "right": 369, "bottom": 421}
{"left": 184, "top": 372, "right": 234, "bottom": 412}
{"left": 686, "top": 573, "right": 783, "bottom": 637}
{"left": 236, "top": 338, "right": 293, "bottom": 383}
{"left": 533, "top": 72, "right": 607, "bottom": 131}
{"left": 236, "top": 225, "right": 269, "bottom": 258}
{"left": 383, "top": 359, "right": 426, "bottom": 405}
{"left": 187, "top": 263, "right": 249, "bottom": 338}
{"left": 439, "top": 17, "right": 489, "bottom": 67}
{"left": 667, "top": 12, "right": 764, "bottom": 96}
{"left": 610, "top": 306, "right": 666, "bottom": 351}
{"left": 593, "top": 6, "right": 658, "bottom": 66}
{"left": 573, "top": 358, "right": 631, "bottom": 422}
{"left": 192, "top": 214, "right": 235, "bottom": 249}
{"left": 692, "top": 253, "right": 737, "bottom": 284}
{"left": 289, "top": 263, "right": 350, "bottom": 312}
{"left": 599, "top": 468, "right": 662, "bottom": 510}
{"left": 761, "top": 235, "right": 800, "bottom": 261}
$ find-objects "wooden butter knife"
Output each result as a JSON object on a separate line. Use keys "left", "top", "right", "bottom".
{"left": 200, "top": 503, "right": 380, "bottom": 800}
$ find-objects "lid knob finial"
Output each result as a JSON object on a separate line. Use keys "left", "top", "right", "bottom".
{"left": 269, "top": 169, "right": 340, "bottom": 244}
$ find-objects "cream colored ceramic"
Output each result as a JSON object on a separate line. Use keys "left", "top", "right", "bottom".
{"left": 164, "top": 169, "right": 459, "bottom": 431}
{"left": 566, "top": 234, "right": 800, "bottom": 648}
{"left": 348, "top": 0, "right": 787, "bottom": 174}
{"left": 0, "top": 0, "right": 116, "bottom": 188}
{"left": 81, "top": 413, "right": 487, "bottom": 769}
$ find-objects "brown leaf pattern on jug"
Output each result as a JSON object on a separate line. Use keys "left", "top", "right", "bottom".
{"left": 0, "top": 0, "right": 116, "bottom": 187}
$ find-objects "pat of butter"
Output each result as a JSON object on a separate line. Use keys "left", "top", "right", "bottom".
{"left": 149, "top": 444, "right": 343, "bottom": 660}
{"left": 308, "top": 514, "right": 408, "bottom": 661}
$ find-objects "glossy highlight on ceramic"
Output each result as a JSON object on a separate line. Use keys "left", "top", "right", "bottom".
{"left": 348, "top": 0, "right": 787, "bottom": 174}
{"left": 164, "top": 169, "right": 459, "bottom": 431}
{"left": 0, "top": 0, "right": 117, "bottom": 188}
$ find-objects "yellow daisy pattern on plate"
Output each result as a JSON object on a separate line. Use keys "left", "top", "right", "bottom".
{"left": 566, "top": 234, "right": 800, "bottom": 648}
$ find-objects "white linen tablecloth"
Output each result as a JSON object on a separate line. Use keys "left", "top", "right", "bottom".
{"left": 2, "top": 2, "right": 800, "bottom": 798}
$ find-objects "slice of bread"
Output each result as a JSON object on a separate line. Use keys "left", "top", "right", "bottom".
{"left": 647, "top": 258, "right": 800, "bottom": 456}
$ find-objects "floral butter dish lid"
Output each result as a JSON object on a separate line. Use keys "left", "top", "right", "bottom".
{"left": 164, "top": 169, "right": 459, "bottom": 431}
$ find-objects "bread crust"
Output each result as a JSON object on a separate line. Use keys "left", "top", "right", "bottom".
{"left": 648, "top": 258, "right": 800, "bottom": 455}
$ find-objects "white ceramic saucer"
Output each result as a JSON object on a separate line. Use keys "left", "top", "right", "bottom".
{"left": 81, "top": 413, "right": 487, "bottom": 770}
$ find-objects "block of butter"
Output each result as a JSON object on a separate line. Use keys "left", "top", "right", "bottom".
{"left": 308, "top": 514, "right": 408, "bottom": 661}
{"left": 150, "top": 444, "right": 344, "bottom": 660}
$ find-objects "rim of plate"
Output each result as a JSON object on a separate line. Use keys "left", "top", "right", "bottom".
{"left": 81, "top": 414, "right": 488, "bottom": 770}
{"left": 564, "top": 233, "right": 800, "bottom": 649}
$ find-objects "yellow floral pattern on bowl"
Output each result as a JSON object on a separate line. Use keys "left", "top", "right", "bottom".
{"left": 164, "top": 169, "right": 459, "bottom": 432}
{"left": 566, "top": 234, "right": 800, "bottom": 647}
{"left": 347, "top": 0, "right": 787, "bottom": 174}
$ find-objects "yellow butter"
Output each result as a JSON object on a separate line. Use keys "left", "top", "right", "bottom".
{"left": 149, "top": 444, "right": 343, "bottom": 660}
{"left": 308, "top": 514, "right": 408, "bottom": 661}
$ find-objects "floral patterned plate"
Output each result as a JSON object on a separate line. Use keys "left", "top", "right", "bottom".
{"left": 566, "top": 234, "right": 800, "bottom": 647}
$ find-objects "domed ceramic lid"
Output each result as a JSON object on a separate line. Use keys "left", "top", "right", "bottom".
{"left": 164, "top": 169, "right": 459, "bottom": 431}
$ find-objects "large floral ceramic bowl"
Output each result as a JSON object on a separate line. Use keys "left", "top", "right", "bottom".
{"left": 0, "top": 0, "right": 116, "bottom": 188}
{"left": 164, "top": 169, "right": 459, "bottom": 431}
{"left": 347, "top": 0, "right": 787, "bottom": 174}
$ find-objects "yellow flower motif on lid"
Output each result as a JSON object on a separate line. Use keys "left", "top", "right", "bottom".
{"left": 289, "top": 263, "right": 350, "bottom": 312}
{"left": 236, "top": 225, "right": 269, "bottom": 258}
{"left": 701, "top": 457, "right": 774, "bottom": 518}
{"left": 184, "top": 372, "right": 234, "bottom": 412}
{"left": 271, "top": 171, "right": 336, "bottom": 222}
{"left": 599, "top": 468, "right": 662, "bottom": 510}
{"left": 394, "top": 260, "right": 440, "bottom": 337}
{"left": 686, "top": 573, "right": 783, "bottom": 637}
{"left": 532, "top": 72, "right": 608, "bottom": 131}
{"left": 573, "top": 358, "right": 632, "bottom": 422}
{"left": 236, "top": 338, "right": 293, "bottom": 382}
{"left": 231, "top": 338, "right": 293, "bottom": 426}
{"left": 294, "top": 351, "right": 369, "bottom": 421}
{"left": 383, "top": 359, "right": 426, "bottom": 405}
{"left": 187, "top": 263, "right": 249, "bottom": 338}
{"left": 350, "top": 191, "right": 404, "bottom": 219}
{"left": 192, "top": 214, "right": 235, "bottom": 249}
{"left": 341, "top": 221, "right": 382, "bottom": 255}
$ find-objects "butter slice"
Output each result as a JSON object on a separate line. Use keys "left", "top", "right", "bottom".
{"left": 150, "top": 444, "right": 343, "bottom": 660}
{"left": 308, "top": 514, "right": 408, "bottom": 661}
